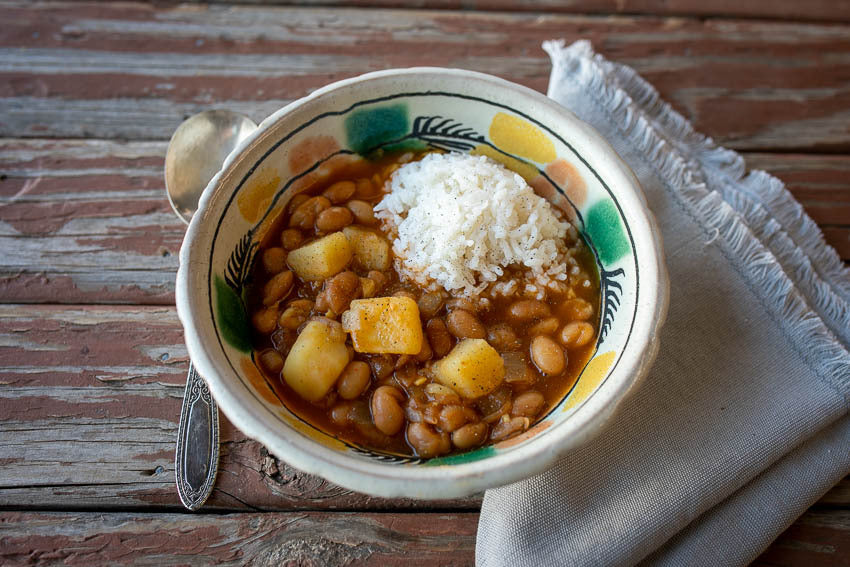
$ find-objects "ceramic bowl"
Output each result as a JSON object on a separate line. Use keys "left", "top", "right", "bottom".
{"left": 176, "top": 68, "right": 669, "bottom": 498}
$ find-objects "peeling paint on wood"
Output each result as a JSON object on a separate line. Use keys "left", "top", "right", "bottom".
{"left": 1, "top": 3, "right": 850, "bottom": 149}
{"left": 0, "top": 511, "right": 479, "bottom": 565}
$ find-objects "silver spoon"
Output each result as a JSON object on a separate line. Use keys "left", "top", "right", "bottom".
{"left": 165, "top": 109, "right": 257, "bottom": 510}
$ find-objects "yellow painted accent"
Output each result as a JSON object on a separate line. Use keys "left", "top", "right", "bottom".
{"left": 237, "top": 169, "right": 280, "bottom": 223}
{"left": 561, "top": 351, "right": 616, "bottom": 413}
{"left": 489, "top": 112, "right": 556, "bottom": 163}
{"left": 471, "top": 145, "right": 538, "bottom": 182}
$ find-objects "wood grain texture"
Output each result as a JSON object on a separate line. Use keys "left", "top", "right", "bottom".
{"left": 0, "top": 304, "right": 480, "bottom": 511}
{"left": 0, "top": 511, "right": 479, "bottom": 565}
{"left": 2, "top": 2, "right": 850, "bottom": 150}
{"left": 1, "top": 140, "right": 848, "bottom": 306}
{"left": 0, "top": 509, "right": 846, "bottom": 566}
{"left": 754, "top": 509, "right": 850, "bottom": 567}
{"left": 202, "top": 0, "right": 850, "bottom": 23}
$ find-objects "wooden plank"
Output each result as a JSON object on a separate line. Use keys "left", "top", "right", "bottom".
{"left": 1, "top": 3, "right": 850, "bottom": 150}
{"left": 2, "top": 140, "right": 847, "bottom": 305}
{"left": 0, "top": 304, "right": 480, "bottom": 511}
{"left": 754, "top": 509, "right": 850, "bottom": 567}
{"left": 199, "top": 1, "right": 850, "bottom": 23}
{"left": 744, "top": 154, "right": 850, "bottom": 227}
{"left": 0, "top": 511, "right": 479, "bottom": 566}
{"left": 0, "top": 508, "right": 846, "bottom": 566}
{"left": 0, "top": 139, "right": 181, "bottom": 304}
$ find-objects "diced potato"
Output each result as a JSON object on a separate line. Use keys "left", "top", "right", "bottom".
{"left": 433, "top": 339, "right": 505, "bottom": 399}
{"left": 343, "top": 226, "right": 391, "bottom": 271}
{"left": 287, "top": 232, "right": 352, "bottom": 281}
{"left": 341, "top": 297, "right": 423, "bottom": 354}
{"left": 282, "top": 318, "right": 351, "bottom": 402}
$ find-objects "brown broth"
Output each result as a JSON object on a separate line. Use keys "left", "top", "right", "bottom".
{"left": 247, "top": 150, "right": 600, "bottom": 457}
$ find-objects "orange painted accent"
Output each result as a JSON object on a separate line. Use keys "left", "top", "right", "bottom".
{"left": 561, "top": 351, "right": 616, "bottom": 413}
{"left": 530, "top": 175, "right": 576, "bottom": 222}
{"left": 489, "top": 112, "right": 556, "bottom": 163}
{"left": 546, "top": 159, "right": 587, "bottom": 208}
{"left": 288, "top": 135, "right": 340, "bottom": 174}
{"left": 495, "top": 419, "right": 552, "bottom": 449}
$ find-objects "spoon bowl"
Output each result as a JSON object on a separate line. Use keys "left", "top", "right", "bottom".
{"left": 165, "top": 109, "right": 257, "bottom": 223}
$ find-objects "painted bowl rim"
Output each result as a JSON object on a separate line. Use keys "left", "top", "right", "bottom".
{"left": 176, "top": 66, "right": 670, "bottom": 498}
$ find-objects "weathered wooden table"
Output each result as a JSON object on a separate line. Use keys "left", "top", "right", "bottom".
{"left": 1, "top": 1, "right": 848, "bottom": 564}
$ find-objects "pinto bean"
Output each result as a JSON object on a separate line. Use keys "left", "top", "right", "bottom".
{"left": 486, "top": 324, "right": 521, "bottom": 351}
{"left": 337, "top": 361, "right": 371, "bottom": 400}
{"left": 287, "top": 193, "right": 309, "bottom": 213}
{"left": 261, "top": 247, "right": 287, "bottom": 274}
{"left": 315, "top": 206, "right": 353, "bottom": 232}
{"left": 530, "top": 335, "right": 566, "bottom": 376}
{"left": 452, "top": 422, "right": 488, "bottom": 449}
{"left": 330, "top": 402, "right": 354, "bottom": 426}
{"left": 446, "top": 297, "right": 479, "bottom": 313}
{"left": 438, "top": 405, "right": 469, "bottom": 432}
{"left": 490, "top": 416, "right": 530, "bottom": 442}
{"left": 262, "top": 270, "right": 294, "bottom": 306}
{"left": 289, "top": 196, "right": 331, "bottom": 230}
{"left": 417, "top": 291, "right": 445, "bottom": 319}
{"left": 426, "top": 318, "right": 453, "bottom": 357}
{"left": 258, "top": 349, "right": 284, "bottom": 374}
{"left": 511, "top": 391, "right": 545, "bottom": 418}
{"left": 560, "top": 298, "right": 594, "bottom": 321}
{"left": 369, "top": 354, "right": 394, "bottom": 380}
{"left": 345, "top": 200, "right": 377, "bottom": 225}
{"left": 322, "top": 180, "right": 356, "bottom": 203}
{"left": 354, "top": 177, "right": 378, "bottom": 199}
{"left": 325, "top": 271, "right": 361, "bottom": 314}
{"left": 446, "top": 309, "right": 486, "bottom": 339}
{"left": 371, "top": 385, "right": 405, "bottom": 436}
{"left": 529, "top": 317, "right": 559, "bottom": 336}
{"left": 508, "top": 299, "right": 551, "bottom": 322}
{"left": 559, "top": 321, "right": 595, "bottom": 349}
{"left": 252, "top": 307, "right": 279, "bottom": 334}
{"left": 280, "top": 228, "right": 304, "bottom": 250}
{"left": 278, "top": 305, "right": 309, "bottom": 330}
{"left": 406, "top": 422, "right": 451, "bottom": 458}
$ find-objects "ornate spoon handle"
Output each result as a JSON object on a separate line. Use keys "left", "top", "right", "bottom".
{"left": 175, "top": 363, "right": 220, "bottom": 511}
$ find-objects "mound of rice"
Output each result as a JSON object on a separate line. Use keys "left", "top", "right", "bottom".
{"left": 374, "top": 152, "right": 571, "bottom": 296}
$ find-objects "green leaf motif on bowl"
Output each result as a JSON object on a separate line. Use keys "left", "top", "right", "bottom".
{"left": 345, "top": 104, "right": 425, "bottom": 156}
{"left": 424, "top": 446, "right": 496, "bottom": 466}
{"left": 585, "top": 199, "right": 631, "bottom": 265}
{"left": 214, "top": 275, "right": 252, "bottom": 353}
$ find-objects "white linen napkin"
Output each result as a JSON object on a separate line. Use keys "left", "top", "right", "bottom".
{"left": 476, "top": 40, "right": 850, "bottom": 567}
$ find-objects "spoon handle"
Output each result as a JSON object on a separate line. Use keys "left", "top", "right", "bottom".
{"left": 175, "top": 363, "right": 220, "bottom": 511}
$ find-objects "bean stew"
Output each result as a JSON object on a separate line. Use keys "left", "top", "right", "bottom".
{"left": 247, "top": 151, "right": 600, "bottom": 458}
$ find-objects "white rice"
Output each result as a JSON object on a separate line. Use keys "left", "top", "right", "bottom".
{"left": 374, "top": 152, "right": 571, "bottom": 297}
